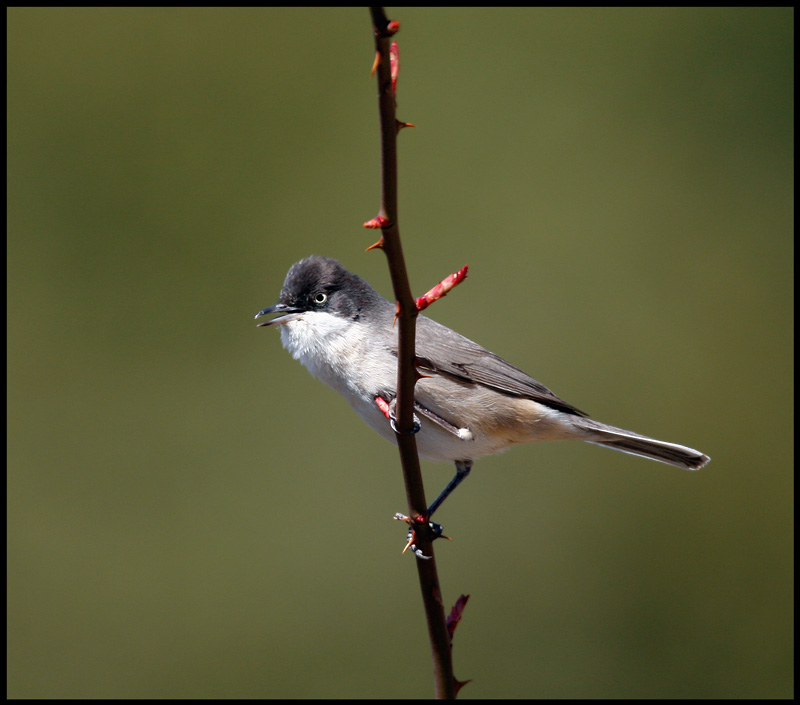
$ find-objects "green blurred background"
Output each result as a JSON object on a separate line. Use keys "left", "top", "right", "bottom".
{"left": 7, "top": 7, "right": 792, "bottom": 698}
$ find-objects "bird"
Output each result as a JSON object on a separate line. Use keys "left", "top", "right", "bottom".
{"left": 256, "top": 255, "right": 710, "bottom": 529}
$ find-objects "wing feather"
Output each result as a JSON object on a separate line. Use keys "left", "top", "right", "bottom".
{"left": 413, "top": 316, "right": 587, "bottom": 417}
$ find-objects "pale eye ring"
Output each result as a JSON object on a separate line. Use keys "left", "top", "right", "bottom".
{"left": 313, "top": 292, "right": 327, "bottom": 305}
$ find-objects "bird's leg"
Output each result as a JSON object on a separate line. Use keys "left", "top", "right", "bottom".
{"left": 394, "top": 461, "right": 472, "bottom": 559}
{"left": 427, "top": 460, "right": 472, "bottom": 518}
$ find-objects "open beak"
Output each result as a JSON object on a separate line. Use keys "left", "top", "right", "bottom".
{"left": 254, "top": 302, "right": 303, "bottom": 327}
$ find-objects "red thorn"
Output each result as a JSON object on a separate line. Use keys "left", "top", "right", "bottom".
{"left": 370, "top": 51, "right": 381, "bottom": 77}
{"left": 374, "top": 395, "right": 391, "bottom": 420}
{"left": 363, "top": 215, "right": 389, "bottom": 229}
{"left": 375, "top": 20, "right": 399, "bottom": 39}
{"left": 415, "top": 265, "right": 469, "bottom": 312}
{"left": 393, "top": 301, "right": 401, "bottom": 327}
{"left": 454, "top": 678, "right": 473, "bottom": 696}
{"left": 365, "top": 238, "right": 384, "bottom": 252}
{"left": 396, "top": 120, "right": 416, "bottom": 133}
{"left": 390, "top": 42, "right": 399, "bottom": 96}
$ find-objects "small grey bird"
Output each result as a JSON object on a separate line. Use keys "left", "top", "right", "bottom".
{"left": 256, "top": 255, "right": 709, "bottom": 520}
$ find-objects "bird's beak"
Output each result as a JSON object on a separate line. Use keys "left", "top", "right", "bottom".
{"left": 254, "top": 303, "right": 303, "bottom": 327}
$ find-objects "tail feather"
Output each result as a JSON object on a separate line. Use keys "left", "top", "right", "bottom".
{"left": 576, "top": 419, "right": 710, "bottom": 470}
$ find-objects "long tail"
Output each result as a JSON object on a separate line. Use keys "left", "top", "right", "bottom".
{"left": 575, "top": 418, "right": 710, "bottom": 470}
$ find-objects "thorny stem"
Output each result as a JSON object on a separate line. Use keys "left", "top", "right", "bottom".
{"left": 368, "top": 7, "right": 458, "bottom": 700}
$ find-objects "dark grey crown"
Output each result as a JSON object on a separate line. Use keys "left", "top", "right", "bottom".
{"left": 280, "top": 255, "right": 390, "bottom": 322}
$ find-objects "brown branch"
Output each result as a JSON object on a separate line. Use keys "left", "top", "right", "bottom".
{"left": 367, "top": 7, "right": 457, "bottom": 699}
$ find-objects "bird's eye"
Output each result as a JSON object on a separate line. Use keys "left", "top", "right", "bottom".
{"left": 313, "top": 292, "right": 327, "bottom": 305}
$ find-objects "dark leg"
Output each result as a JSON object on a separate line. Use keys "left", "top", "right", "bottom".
{"left": 427, "top": 460, "right": 472, "bottom": 518}
{"left": 395, "top": 460, "right": 473, "bottom": 559}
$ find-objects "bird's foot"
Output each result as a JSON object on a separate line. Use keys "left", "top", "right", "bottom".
{"left": 393, "top": 513, "right": 449, "bottom": 559}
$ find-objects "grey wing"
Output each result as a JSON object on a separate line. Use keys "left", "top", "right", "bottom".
{"left": 414, "top": 315, "right": 588, "bottom": 417}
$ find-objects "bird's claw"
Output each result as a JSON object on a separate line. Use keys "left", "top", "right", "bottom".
{"left": 394, "top": 513, "right": 449, "bottom": 559}
{"left": 389, "top": 416, "right": 421, "bottom": 434}
{"left": 376, "top": 396, "right": 421, "bottom": 434}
